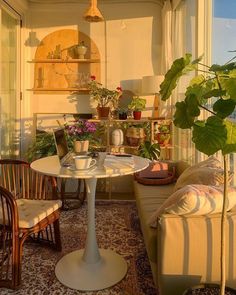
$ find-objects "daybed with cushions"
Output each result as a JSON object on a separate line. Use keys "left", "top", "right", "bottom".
{"left": 134, "top": 158, "right": 236, "bottom": 295}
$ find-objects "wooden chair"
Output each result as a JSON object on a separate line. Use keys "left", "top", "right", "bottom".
{"left": 0, "top": 159, "right": 62, "bottom": 289}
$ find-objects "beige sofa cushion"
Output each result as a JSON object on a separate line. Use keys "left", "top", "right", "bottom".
{"left": 0, "top": 199, "right": 62, "bottom": 228}
{"left": 134, "top": 181, "right": 175, "bottom": 263}
{"left": 148, "top": 184, "right": 236, "bottom": 227}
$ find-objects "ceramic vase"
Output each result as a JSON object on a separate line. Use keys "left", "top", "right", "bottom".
{"left": 111, "top": 129, "right": 124, "bottom": 146}
{"left": 73, "top": 140, "right": 89, "bottom": 154}
{"left": 77, "top": 43, "right": 87, "bottom": 59}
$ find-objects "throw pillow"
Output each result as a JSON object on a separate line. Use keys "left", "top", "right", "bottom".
{"left": 134, "top": 161, "right": 176, "bottom": 185}
{"left": 148, "top": 184, "right": 236, "bottom": 228}
{"left": 174, "top": 166, "right": 232, "bottom": 192}
{"left": 138, "top": 161, "right": 169, "bottom": 179}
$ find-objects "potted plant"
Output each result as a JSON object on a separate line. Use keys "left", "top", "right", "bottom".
{"left": 128, "top": 96, "right": 146, "bottom": 120}
{"left": 88, "top": 75, "right": 122, "bottom": 119}
{"left": 118, "top": 108, "right": 129, "bottom": 120}
{"left": 156, "top": 124, "right": 171, "bottom": 145}
{"left": 160, "top": 52, "right": 236, "bottom": 295}
{"left": 26, "top": 130, "right": 57, "bottom": 162}
{"left": 138, "top": 140, "right": 160, "bottom": 160}
{"left": 64, "top": 119, "right": 97, "bottom": 153}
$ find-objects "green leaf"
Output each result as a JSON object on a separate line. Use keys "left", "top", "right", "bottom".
{"left": 210, "top": 62, "right": 236, "bottom": 72}
{"left": 192, "top": 116, "right": 227, "bottom": 156}
{"left": 222, "top": 119, "right": 236, "bottom": 154}
{"left": 202, "top": 89, "right": 226, "bottom": 99}
{"left": 213, "top": 99, "right": 236, "bottom": 118}
{"left": 186, "top": 77, "right": 221, "bottom": 104}
{"left": 224, "top": 78, "right": 236, "bottom": 101}
{"left": 160, "top": 53, "right": 196, "bottom": 101}
{"left": 185, "top": 95, "right": 200, "bottom": 117}
{"left": 174, "top": 101, "right": 195, "bottom": 129}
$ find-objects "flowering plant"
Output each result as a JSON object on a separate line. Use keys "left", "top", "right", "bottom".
{"left": 88, "top": 76, "right": 122, "bottom": 107}
{"left": 64, "top": 119, "right": 97, "bottom": 141}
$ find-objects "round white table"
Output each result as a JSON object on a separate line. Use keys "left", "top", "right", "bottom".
{"left": 31, "top": 155, "right": 149, "bottom": 291}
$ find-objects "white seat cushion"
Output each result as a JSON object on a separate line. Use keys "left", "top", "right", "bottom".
{"left": 17, "top": 199, "right": 62, "bottom": 228}
{"left": 0, "top": 199, "right": 62, "bottom": 229}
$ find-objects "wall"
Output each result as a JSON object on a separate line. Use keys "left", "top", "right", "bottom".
{"left": 21, "top": 0, "right": 162, "bottom": 138}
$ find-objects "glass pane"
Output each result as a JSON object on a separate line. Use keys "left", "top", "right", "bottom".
{"left": 212, "top": 0, "right": 236, "bottom": 64}
{"left": 1, "top": 7, "right": 19, "bottom": 157}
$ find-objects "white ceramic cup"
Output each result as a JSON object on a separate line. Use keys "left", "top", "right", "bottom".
{"left": 97, "top": 152, "right": 107, "bottom": 167}
{"left": 73, "top": 155, "right": 96, "bottom": 170}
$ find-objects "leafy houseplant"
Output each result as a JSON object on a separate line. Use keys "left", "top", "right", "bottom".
{"left": 128, "top": 96, "right": 146, "bottom": 120}
{"left": 138, "top": 140, "right": 160, "bottom": 161}
{"left": 88, "top": 75, "right": 122, "bottom": 119}
{"left": 26, "top": 131, "right": 56, "bottom": 162}
{"left": 160, "top": 52, "right": 236, "bottom": 295}
{"left": 118, "top": 108, "right": 129, "bottom": 120}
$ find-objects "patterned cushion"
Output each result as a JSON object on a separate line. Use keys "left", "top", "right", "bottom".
{"left": 148, "top": 184, "right": 236, "bottom": 227}
{"left": 0, "top": 199, "right": 62, "bottom": 228}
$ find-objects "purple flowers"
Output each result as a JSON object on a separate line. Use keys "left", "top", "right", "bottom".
{"left": 65, "top": 120, "right": 97, "bottom": 141}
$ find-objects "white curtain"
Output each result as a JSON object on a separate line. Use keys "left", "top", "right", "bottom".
{"left": 159, "top": 0, "right": 173, "bottom": 118}
{"left": 160, "top": 0, "right": 196, "bottom": 164}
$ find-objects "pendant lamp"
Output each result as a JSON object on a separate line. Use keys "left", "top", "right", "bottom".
{"left": 84, "top": 0, "right": 104, "bottom": 22}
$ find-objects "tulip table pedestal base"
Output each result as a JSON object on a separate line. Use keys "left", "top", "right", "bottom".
{"left": 55, "top": 248, "right": 127, "bottom": 291}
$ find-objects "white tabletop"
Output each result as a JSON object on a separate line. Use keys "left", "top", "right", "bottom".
{"left": 30, "top": 155, "right": 149, "bottom": 179}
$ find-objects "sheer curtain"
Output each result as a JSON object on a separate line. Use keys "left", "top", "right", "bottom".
{"left": 0, "top": 4, "right": 20, "bottom": 157}
{"left": 160, "top": 0, "right": 196, "bottom": 164}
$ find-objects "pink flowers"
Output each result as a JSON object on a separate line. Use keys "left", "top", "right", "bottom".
{"left": 65, "top": 120, "right": 97, "bottom": 141}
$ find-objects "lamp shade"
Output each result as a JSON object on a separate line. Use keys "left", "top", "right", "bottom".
{"left": 83, "top": 0, "right": 104, "bottom": 22}
{"left": 142, "top": 75, "right": 164, "bottom": 94}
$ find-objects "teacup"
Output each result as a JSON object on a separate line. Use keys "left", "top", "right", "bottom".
{"left": 73, "top": 155, "right": 96, "bottom": 170}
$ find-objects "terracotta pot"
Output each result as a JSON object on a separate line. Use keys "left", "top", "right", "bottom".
{"left": 133, "top": 111, "right": 142, "bottom": 120}
{"left": 156, "top": 133, "right": 171, "bottom": 145}
{"left": 97, "top": 107, "right": 110, "bottom": 119}
{"left": 73, "top": 140, "right": 89, "bottom": 154}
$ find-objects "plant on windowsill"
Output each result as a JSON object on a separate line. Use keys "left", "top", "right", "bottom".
{"left": 160, "top": 52, "right": 236, "bottom": 295}
{"left": 128, "top": 96, "right": 146, "bottom": 120}
{"left": 88, "top": 75, "right": 122, "bottom": 119}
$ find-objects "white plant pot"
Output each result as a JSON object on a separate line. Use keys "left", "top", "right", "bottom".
{"left": 73, "top": 140, "right": 89, "bottom": 153}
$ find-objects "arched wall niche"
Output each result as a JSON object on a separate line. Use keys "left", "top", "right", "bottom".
{"left": 33, "top": 29, "right": 101, "bottom": 93}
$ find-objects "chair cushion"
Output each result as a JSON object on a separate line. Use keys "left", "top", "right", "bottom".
{"left": 0, "top": 199, "right": 62, "bottom": 229}
{"left": 16, "top": 199, "right": 62, "bottom": 228}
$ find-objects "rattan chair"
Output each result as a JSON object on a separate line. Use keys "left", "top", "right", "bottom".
{"left": 0, "top": 159, "right": 62, "bottom": 289}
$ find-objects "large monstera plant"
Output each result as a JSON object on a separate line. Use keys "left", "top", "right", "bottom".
{"left": 160, "top": 52, "right": 236, "bottom": 295}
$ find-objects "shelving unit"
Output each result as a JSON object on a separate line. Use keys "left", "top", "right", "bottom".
{"left": 28, "top": 59, "right": 100, "bottom": 63}
{"left": 89, "top": 118, "right": 173, "bottom": 159}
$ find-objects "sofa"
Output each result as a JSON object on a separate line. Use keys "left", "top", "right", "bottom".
{"left": 134, "top": 160, "right": 236, "bottom": 295}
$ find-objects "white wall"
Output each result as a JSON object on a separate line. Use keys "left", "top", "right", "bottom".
{"left": 21, "top": 1, "right": 162, "bottom": 147}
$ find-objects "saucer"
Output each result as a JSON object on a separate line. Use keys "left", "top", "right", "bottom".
{"left": 67, "top": 161, "right": 96, "bottom": 171}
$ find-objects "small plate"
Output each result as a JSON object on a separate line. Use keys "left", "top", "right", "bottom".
{"left": 67, "top": 161, "right": 96, "bottom": 172}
